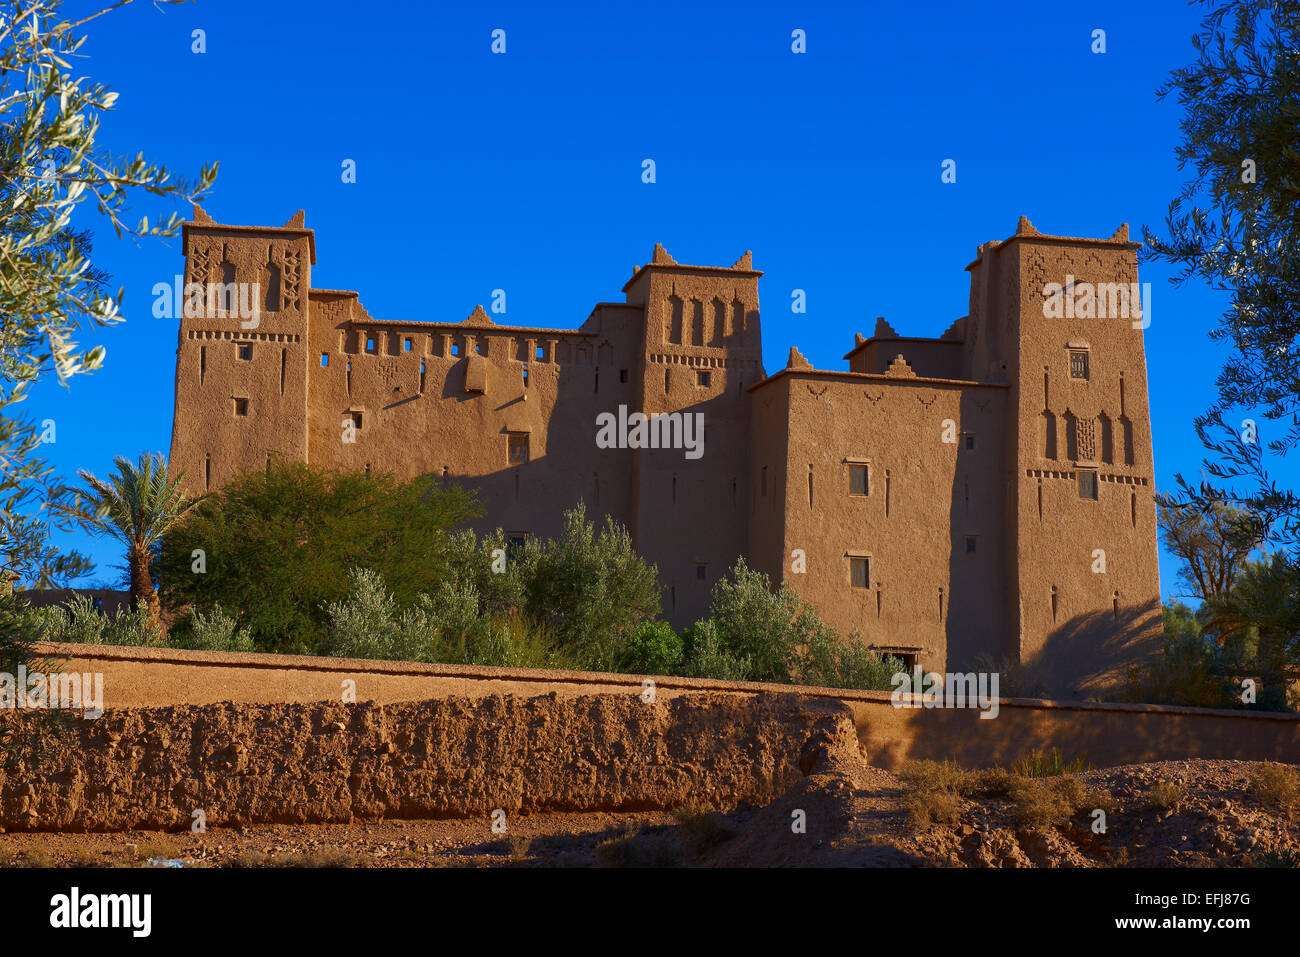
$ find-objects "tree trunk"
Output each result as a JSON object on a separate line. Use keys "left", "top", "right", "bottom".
{"left": 127, "top": 547, "right": 160, "bottom": 623}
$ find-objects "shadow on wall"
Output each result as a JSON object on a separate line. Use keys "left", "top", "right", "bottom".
{"left": 1034, "top": 600, "right": 1163, "bottom": 700}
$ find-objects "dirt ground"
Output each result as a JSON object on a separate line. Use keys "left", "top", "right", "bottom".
{"left": 2, "top": 754, "right": 1295, "bottom": 868}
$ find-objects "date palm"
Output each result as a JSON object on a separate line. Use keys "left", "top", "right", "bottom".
{"left": 67, "top": 452, "right": 203, "bottom": 620}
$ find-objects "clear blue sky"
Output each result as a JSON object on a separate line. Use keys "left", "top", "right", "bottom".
{"left": 32, "top": 0, "right": 1279, "bottom": 601}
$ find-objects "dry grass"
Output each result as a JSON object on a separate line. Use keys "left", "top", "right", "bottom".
{"left": 593, "top": 829, "right": 680, "bottom": 868}
{"left": 672, "top": 802, "right": 739, "bottom": 855}
{"left": 1146, "top": 779, "right": 1185, "bottom": 812}
{"left": 1251, "top": 763, "right": 1300, "bottom": 812}
{"left": 898, "top": 760, "right": 970, "bottom": 794}
{"left": 507, "top": 834, "right": 531, "bottom": 862}
{"left": 1010, "top": 777, "right": 1111, "bottom": 830}
{"left": 1010, "top": 748, "right": 1092, "bottom": 778}
{"left": 905, "top": 789, "right": 963, "bottom": 828}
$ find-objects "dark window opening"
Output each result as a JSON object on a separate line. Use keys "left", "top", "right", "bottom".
{"left": 233, "top": 397, "right": 249, "bottom": 416}
{"left": 966, "top": 535, "right": 977, "bottom": 553}
{"left": 697, "top": 370, "right": 711, "bottom": 388}
{"left": 850, "top": 556, "right": 870, "bottom": 589}
{"left": 849, "top": 464, "right": 868, "bottom": 496}
{"left": 619, "top": 369, "right": 629, "bottom": 383}
{"left": 237, "top": 343, "right": 252, "bottom": 361}
{"left": 1069, "top": 350, "right": 1090, "bottom": 380}
{"left": 1078, "top": 468, "right": 1099, "bottom": 500}
{"left": 695, "top": 563, "right": 706, "bottom": 581}
{"left": 508, "top": 433, "right": 530, "bottom": 464}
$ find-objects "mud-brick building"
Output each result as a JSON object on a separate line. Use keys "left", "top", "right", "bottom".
{"left": 169, "top": 208, "right": 1161, "bottom": 697}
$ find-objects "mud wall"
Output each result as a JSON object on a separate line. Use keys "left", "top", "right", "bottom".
{"left": 0, "top": 691, "right": 853, "bottom": 832}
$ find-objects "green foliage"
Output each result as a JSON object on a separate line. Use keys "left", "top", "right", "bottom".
{"left": 1146, "top": 3, "right": 1300, "bottom": 547}
{"left": 516, "top": 502, "right": 660, "bottom": 672}
{"left": 704, "top": 558, "right": 807, "bottom": 682}
{"left": 1119, "top": 601, "right": 1240, "bottom": 708}
{"left": 796, "top": 626, "right": 905, "bottom": 691}
{"left": 34, "top": 595, "right": 161, "bottom": 647}
{"left": 0, "top": 592, "right": 69, "bottom": 762}
{"left": 689, "top": 558, "right": 904, "bottom": 690}
{"left": 0, "top": 0, "right": 216, "bottom": 590}
{"left": 620, "top": 620, "right": 684, "bottom": 675}
{"left": 168, "top": 604, "right": 255, "bottom": 653}
{"left": 320, "top": 567, "right": 557, "bottom": 670}
{"left": 1201, "top": 553, "right": 1300, "bottom": 709}
{"left": 64, "top": 452, "right": 203, "bottom": 616}
{"left": 157, "top": 462, "right": 478, "bottom": 654}
{"left": 678, "top": 619, "right": 752, "bottom": 681}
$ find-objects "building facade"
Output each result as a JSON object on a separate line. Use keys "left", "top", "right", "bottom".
{"left": 169, "top": 207, "right": 1162, "bottom": 697}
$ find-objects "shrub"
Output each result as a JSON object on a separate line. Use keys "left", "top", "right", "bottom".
{"left": 797, "top": 627, "right": 905, "bottom": 691}
{"left": 679, "top": 619, "right": 751, "bottom": 681}
{"left": 1010, "top": 777, "right": 1092, "bottom": 829}
{"left": 898, "top": 760, "right": 970, "bottom": 795}
{"left": 905, "top": 790, "right": 963, "bottom": 828}
{"left": 517, "top": 503, "right": 661, "bottom": 672}
{"left": 705, "top": 558, "right": 810, "bottom": 683}
{"left": 593, "top": 829, "right": 681, "bottom": 868}
{"left": 34, "top": 595, "right": 161, "bottom": 647}
{"left": 672, "top": 803, "right": 739, "bottom": 855}
{"left": 620, "top": 621, "right": 683, "bottom": 675}
{"left": 1145, "top": 779, "right": 1185, "bottom": 812}
{"left": 1116, "top": 603, "right": 1237, "bottom": 709}
{"left": 1250, "top": 762, "right": 1300, "bottom": 811}
{"left": 168, "top": 604, "right": 254, "bottom": 652}
{"left": 158, "top": 462, "right": 478, "bottom": 654}
{"left": 1010, "top": 748, "right": 1092, "bottom": 778}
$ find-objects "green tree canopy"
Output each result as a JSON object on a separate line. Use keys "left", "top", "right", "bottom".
{"left": 157, "top": 462, "right": 478, "bottom": 654}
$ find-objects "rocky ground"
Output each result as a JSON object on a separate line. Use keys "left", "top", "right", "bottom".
{"left": 1, "top": 754, "right": 1295, "bottom": 868}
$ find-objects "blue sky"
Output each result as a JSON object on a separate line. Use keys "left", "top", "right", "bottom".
{"left": 31, "top": 0, "right": 1280, "bottom": 600}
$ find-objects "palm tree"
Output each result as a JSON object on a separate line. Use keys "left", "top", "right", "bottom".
{"left": 66, "top": 452, "right": 204, "bottom": 620}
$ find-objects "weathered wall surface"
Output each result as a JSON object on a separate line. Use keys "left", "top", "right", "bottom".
{"left": 0, "top": 691, "right": 851, "bottom": 832}
{"left": 25, "top": 644, "right": 1300, "bottom": 773}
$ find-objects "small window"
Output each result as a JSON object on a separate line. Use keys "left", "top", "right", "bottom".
{"left": 966, "top": 535, "right": 977, "bottom": 553}
{"left": 536, "top": 345, "right": 545, "bottom": 360}
{"left": 320, "top": 353, "right": 329, "bottom": 367}
{"left": 345, "top": 410, "right": 363, "bottom": 430}
{"left": 451, "top": 342, "right": 462, "bottom": 356}
{"left": 237, "top": 343, "right": 253, "bottom": 361}
{"left": 506, "top": 533, "right": 527, "bottom": 557}
{"left": 964, "top": 434, "right": 976, "bottom": 451}
{"left": 1069, "top": 350, "right": 1090, "bottom": 380}
{"left": 849, "top": 464, "right": 869, "bottom": 496}
{"left": 761, "top": 466, "right": 768, "bottom": 496}
{"left": 696, "top": 563, "right": 707, "bottom": 581}
{"left": 522, "top": 363, "right": 530, "bottom": 386}
{"left": 619, "top": 369, "right": 629, "bottom": 383}
{"left": 477, "top": 339, "right": 490, "bottom": 356}
{"left": 233, "top": 397, "right": 249, "bottom": 416}
{"left": 366, "top": 336, "right": 377, "bottom": 353}
{"left": 850, "top": 556, "right": 870, "bottom": 588}
{"left": 403, "top": 337, "right": 413, "bottom": 352}
{"left": 1078, "top": 468, "right": 1098, "bottom": 500}
{"left": 508, "top": 433, "right": 530, "bottom": 464}
{"left": 697, "top": 370, "right": 711, "bottom": 387}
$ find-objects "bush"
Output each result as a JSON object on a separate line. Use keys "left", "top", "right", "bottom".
{"left": 1010, "top": 777, "right": 1091, "bottom": 829}
{"left": 35, "top": 595, "right": 161, "bottom": 647}
{"left": 1010, "top": 748, "right": 1091, "bottom": 778}
{"left": 321, "top": 567, "right": 558, "bottom": 669}
{"left": 168, "top": 604, "right": 254, "bottom": 652}
{"left": 517, "top": 503, "right": 660, "bottom": 672}
{"left": 705, "top": 558, "right": 809, "bottom": 683}
{"left": 158, "top": 462, "right": 478, "bottom": 654}
{"left": 1117, "top": 602, "right": 1238, "bottom": 709}
{"left": 797, "top": 627, "right": 904, "bottom": 691}
{"left": 1145, "top": 779, "right": 1185, "bottom": 812}
{"left": 1250, "top": 762, "right": 1300, "bottom": 812}
{"left": 620, "top": 621, "right": 683, "bottom": 675}
{"left": 679, "top": 619, "right": 751, "bottom": 681}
